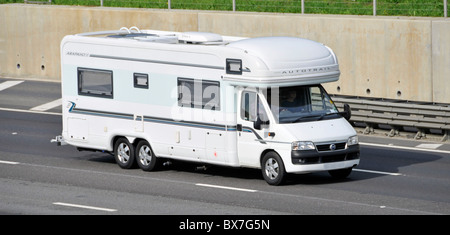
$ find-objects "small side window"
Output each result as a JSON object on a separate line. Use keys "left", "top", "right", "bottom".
{"left": 226, "top": 59, "right": 242, "bottom": 75}
{"left": 134, "top": 73, "right": 149, "bottom": 89}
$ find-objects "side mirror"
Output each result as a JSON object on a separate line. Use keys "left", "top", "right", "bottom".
{"left": 342, "top": 103, "right": 352, "bottom": 121}
{"left": 254, "top": 117, "right": 269, "bottom": 130}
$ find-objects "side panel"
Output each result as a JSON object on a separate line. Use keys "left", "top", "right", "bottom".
{"left": 205, "top": 131, "right": 226, "bottom": 162}
{"left": 60, "top": 39, "right": 240, "bottom": 166}
{"left": 67, "top": 117, "right": 88, "bottom": 141}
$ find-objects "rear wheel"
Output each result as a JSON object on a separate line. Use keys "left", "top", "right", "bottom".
{"left": 261, "top": 152, "right": 286, "bottom": 186}
{"left": 114, "top": 137, "right": 136, "bottom": 169}
{"left": 136, "top": 140, "right": 158, "bottom": 171}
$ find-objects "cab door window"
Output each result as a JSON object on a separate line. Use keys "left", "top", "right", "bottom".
{"left": 241, "top": 91, "right": 269, "bottom": 123}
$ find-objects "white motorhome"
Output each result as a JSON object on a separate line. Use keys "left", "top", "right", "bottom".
{"left": 55, "top": 27, "right": 360, "bottom": 185}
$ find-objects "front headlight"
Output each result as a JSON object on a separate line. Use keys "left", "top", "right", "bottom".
{"left": 292, "top": 141, "right": 315, "bottom": 151}
{"left": 347, "top": 135, "right": 359, "bottom": 146}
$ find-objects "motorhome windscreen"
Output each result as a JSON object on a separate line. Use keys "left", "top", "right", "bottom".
{"left": 264, "top": 85, "right": 340, "bottom": 124}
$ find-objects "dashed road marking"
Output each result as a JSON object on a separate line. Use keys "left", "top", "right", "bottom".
{"left": 0, "top": 107, "right": 61, "bottom": 116}
{"left": 353, "top": 168, "right": 402, "bottom": 176}
{"left": 415, "top": 143, "right": 443, "bottom": 150}
{"left": 0, "top": 160, "right": 20, "bottom": 165}
{"left": 196, "top": 183, "right": 258, "bottom": 192}
{"left": 30, "top": 98, "right": 62, "bottom": 112}
{"left": 53, "top": 202, "right": 117, "bottom": 212}
{"left": 0, "top": 81, "right": 24, "bottom": 91}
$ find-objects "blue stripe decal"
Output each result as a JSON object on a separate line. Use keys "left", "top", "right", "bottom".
{"left": 69, "top": 106, "right": 232, "bottom": 131}
{"left": 68, "top": 103, "right": 264, "bottom": 144}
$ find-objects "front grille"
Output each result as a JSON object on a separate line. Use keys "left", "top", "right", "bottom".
{"left": 316, "top": 142, "right": 346, "bottom": 152}
{"left": 322, "top": 154, "right": 346, "bottom": 163}
{"left": 294, "top": 152, "right": 360, "bottom": 165}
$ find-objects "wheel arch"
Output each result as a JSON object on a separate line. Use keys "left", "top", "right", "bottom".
{"left": 260, "top": 149, "right": 278, "bottom": 164}
{"left": 110, "top": 136, "right": 142, "bottom": 151}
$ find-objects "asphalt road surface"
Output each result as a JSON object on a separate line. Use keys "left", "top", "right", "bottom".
{"left": 1, "top": 78, "right": 450, "bottom": 216}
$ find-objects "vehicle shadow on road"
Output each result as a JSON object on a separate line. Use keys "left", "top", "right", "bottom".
{"left": 83, "top": 154, "right": 378, "bottom": 186}
{"left": 82, "top": 144, "right": 443, "bottom": 186}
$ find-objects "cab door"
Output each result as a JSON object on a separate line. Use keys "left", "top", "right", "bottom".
{"left": 236, "top": 88, "right": 270, "bottom": 168}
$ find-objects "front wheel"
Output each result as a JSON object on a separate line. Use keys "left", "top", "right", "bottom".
{"left": 261, "top": 152, "right": 286, "bottom": 186}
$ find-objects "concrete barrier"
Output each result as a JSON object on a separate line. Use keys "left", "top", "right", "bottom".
{"left": 1, "top": 4, "right": 449, "bottom": 103}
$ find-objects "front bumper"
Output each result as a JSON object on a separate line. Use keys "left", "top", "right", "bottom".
{"left": 291, "top": 144, "right": 360, "bottom": 165}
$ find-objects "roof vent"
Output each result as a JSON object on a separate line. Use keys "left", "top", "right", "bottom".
{"left": 179, "top": 32, "right": 223, "bottom": 44}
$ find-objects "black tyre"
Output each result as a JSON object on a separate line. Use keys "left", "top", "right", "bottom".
{"left": 114, "top": 137, "right": 136, "bottom": 169}
{"left": 328, "top": 167, "right": 353, "bottom": 179}
{"left": 261, "top": 152, "right": 286, "bottom": 186}
{"left": 136, "top": 140, "right": 158, "bottom": 171}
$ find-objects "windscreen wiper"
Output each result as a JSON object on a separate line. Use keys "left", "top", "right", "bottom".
{"left": 292, "top": 112, "right": 338, "bottom": 123}
{"left": 291, "top": 114, "right": 322, "bottom": 123}
{"left": 317, "top": 112, "right": 339, "bottom": 120}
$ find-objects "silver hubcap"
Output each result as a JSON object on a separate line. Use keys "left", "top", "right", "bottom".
{"left": 117, "top": 143, "right": 130, "bottom": 163}
{"left": 138, "top": 145, "right": 152, "bottom": 166}
{"left": 264, "top": 158, "right": 279, "bottom": 180}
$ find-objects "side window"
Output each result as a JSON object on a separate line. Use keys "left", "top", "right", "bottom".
{"left": 241, "top": 91, "right": 257, "bottom": 121}
{"left": 241, "top": 91, "right": 268, "bottom": 122}
{"left": 78, "top": 68, "right": 113, "bottom": 98}
{"left": 177, "top": 78, "right": 220, "bottom": 110}
{"left": 178, "top": 78, "right": 194, "bottom": 108}
{"left": 258, "top": 97, "right": 269, "bottom": 123}
{"left": 310, "top": 86, "right": 334, "bottom": 111}
{"left": 202, "top": 80, "right": 220, "bottom": 111}
{"left": 310, "top": 86, "right": 324, "bottom": 111}
{"left": 134, "top": 73, "right": 148, "bottom": 89}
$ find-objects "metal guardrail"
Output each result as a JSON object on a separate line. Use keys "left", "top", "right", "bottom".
{"left": 332, "top": 95, "right": 450, "bottom": 142}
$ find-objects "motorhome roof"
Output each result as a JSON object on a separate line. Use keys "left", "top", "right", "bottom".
{"left": 75, "top": 27, "right": 240, "bottom": 45}
{"left": 226, "top": 37, "right": 334, "bottom": 70}
{"left": 223, "top": 36, "right": 340, "bottom": 85}
{"left": 70, "top": 27, "right": 340, "bottom": 86}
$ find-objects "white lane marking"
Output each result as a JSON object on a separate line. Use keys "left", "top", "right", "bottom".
{"left": 0, "top": 81, "right": 24, "bottom": 91}
{"left": 0, "top": 160, "right": 20, "bottom": 165}
{"left": 415, "top": 143, "right": 443, "bottom": 150}
{"left": 0, "top": 107, "right": 61, "bottom": 116}
{"left": 30, "top": 98, "right": 62, "bottom": 112}
{"left": 196, "top": 183, "right": 257, "bottom": 193}
{"left": 354, "top": 168, "right": 402, "bottom": 176}
{"left": 360, "top": 142, "right": 450, "bottom": 154}
{"left": 53, "top": 202, "right": 117, "bottom": 212}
